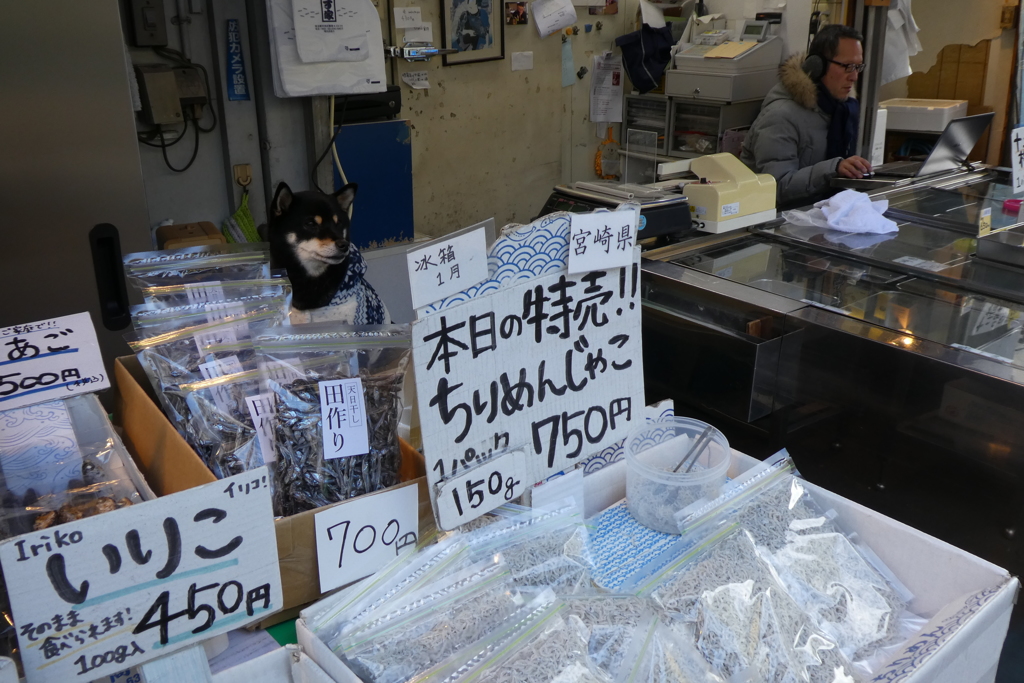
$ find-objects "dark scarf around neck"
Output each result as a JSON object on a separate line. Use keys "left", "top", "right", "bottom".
{"left": 816, "top": 81, "right": 860, "bottom": 160}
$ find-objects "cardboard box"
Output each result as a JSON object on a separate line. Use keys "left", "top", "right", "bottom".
{"left": 880, "top": 98, "right": 968, "bottom": 133}
{"left": 113, "top": 356, "right": 431, "bottom": 623}
{"left": 296, "top": 452, "right": 1017, "bottom": 683}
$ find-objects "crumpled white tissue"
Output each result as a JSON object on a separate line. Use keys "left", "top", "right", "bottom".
{"left": 782, "top": 190, "right": 898, "bottom": 234}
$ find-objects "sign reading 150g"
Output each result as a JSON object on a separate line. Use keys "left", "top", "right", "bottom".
{"left": 435, "top": 449, "right": 528, "bottom": 530}
{"left": 0, "top": 468, "right": 282, "bottom": 683}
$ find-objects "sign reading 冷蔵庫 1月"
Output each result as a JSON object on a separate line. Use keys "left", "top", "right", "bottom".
{"left": 0, "top": 312, "right": 109, "bottom": 411}
{"left": 0, "top": 468, "right": 282, "bottom": 683}
{"left": 413, "top": 243, "right": 644, "bottom": 526}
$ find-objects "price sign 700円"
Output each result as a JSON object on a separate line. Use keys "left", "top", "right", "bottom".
{"left": 0, "top": 468, "right": 282, "bottom": 683}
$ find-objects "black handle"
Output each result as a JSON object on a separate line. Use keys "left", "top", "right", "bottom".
{"left": 89, "top": 223, "right": 131, "bottom": 331}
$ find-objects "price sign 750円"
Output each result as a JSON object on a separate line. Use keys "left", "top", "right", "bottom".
{"left": 0, "top": 468, "right": 282, "bottom": 683}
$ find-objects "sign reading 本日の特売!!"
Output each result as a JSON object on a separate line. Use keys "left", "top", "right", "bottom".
{"left": 411, "top": 214, "right": 645, "bottom": 526}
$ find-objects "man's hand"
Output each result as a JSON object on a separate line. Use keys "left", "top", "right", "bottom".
{"left": 837, "top": 155, "right": 873, "bottom": 179}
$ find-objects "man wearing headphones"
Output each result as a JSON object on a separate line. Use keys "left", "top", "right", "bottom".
{"left": 740, "top": 24, "right": 872, "bottom": 209}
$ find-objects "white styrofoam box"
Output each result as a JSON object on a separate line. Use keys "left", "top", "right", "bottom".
{"left": 880, "top": 98, "right": 968, "bottom": 133}
{"left": 214, "top": 645, "right": 335, "bottom": 683}
{"left": 296, "top": 451, "right": 1017, "bottom": 683}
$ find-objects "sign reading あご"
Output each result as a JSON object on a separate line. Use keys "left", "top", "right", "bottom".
{"left": 0, "top": 468, "right": 282, "bottom": 683}
{"left": 413, "top": 249, "right": 644, "bottom": 518}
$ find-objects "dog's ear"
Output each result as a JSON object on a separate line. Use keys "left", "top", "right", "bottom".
{"left": 272, "top": 182, "right": 294, "bottom": 216}
{"left": 334, "top": 183, "right": 358, "bottom": 211}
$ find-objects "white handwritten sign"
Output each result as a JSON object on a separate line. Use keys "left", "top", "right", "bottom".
{"left": 1012, "top": 126, "right": 1024, "bottom": 195}
{"left": 393, "top": 6, "right": 422, "bottom": 28}
{"left": 404, "top": 23, "right": 434, "bottom": 43}
{"left": 0, "top": 468, "right": 282, "bottom": 683}
{"left": 319, "top": 378, "right": 369, "bottom": 459}
{"left": 245, "top": 394, "right": 277, "bottom": 464}
{"left": 407, "top": 226, "right": 489, "bottom": 310}
{"left": 413, "top": 254, "right": 644, "bottom": 519}
{"left": 567, "top": 210, "right": 637, "bottom": 274}
{"left": 314, "top": 483, "right": 419, "bottom": 592}
{"left": 401, "top": 70, "right": 431, "bottom": 90}
{"left": 0, "top": 312, "right": 109, "bottom": 411}
{"left": 435, "top": 449, "right": 529, "bottom": 530}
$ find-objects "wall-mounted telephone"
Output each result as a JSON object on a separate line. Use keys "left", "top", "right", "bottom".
{"left": 134, "top": 64, "right": 207, "bottom": 126}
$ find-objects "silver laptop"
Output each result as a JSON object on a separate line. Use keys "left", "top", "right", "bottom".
{"left": 873, "top": 112, "right": 995, "bottom": 178}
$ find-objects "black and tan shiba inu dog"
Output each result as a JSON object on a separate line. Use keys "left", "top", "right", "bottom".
{"left": 268, "top": 182, "right": 388, "bottom": 322}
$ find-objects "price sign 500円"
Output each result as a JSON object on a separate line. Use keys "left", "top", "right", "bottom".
{"left": 0, "top": 468, "right": 282, "bottom": 683}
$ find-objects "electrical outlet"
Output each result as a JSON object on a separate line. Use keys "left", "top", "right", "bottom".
{"left": 129, "top": 0, "right": 169, "bottom": 47}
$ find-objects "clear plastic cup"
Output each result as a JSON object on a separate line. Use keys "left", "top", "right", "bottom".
{"left": 624, "top": 417, "right": 730, "bottom": 533}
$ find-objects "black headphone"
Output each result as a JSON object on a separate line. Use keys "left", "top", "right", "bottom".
{"left": 802, "top": 54, "right": 825, "bottom": 81}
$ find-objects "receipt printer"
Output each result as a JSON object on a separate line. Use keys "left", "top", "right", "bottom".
{"left": 682, "top": 153, "right": 777, "bottom": 233}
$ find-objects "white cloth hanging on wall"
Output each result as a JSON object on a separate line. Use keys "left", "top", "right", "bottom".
{"left": 268, "top": 0, "right": 386, "bottom": 97}
{"left": 881, "top": 0, "right": 922, "bottom": 85}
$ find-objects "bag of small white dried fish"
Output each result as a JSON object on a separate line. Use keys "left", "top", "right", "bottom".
{"left": 459, "top": 500, "right": 595, "bottom": 593}
{"left": 255, "top": 323, "right": 411, "bottom": 517}
{"left": 123, "top": 243, "right": 272, "bottom": 290}
{"left": 136, "top": 273, "right": 291, "bottom": 309}
{"left": 614, "top": 613, "right": 723, "bottom": 683}
{"left": 675, "top": 451, "right": 921, "bottom": 675}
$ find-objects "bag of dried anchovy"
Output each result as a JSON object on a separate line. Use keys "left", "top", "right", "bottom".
{"left": 125, "top": 308, "right": 283, "bottom": 437}
{"left": 0, "top": 394, "right": 147, "bottom": 540}
{"left": 310, "top": 535, "right": 476, "bottom": 647}
{"left": 614, "top": 614, "right": 724, "bottom": 683}
{"left": 130, "top": 292, "right": 290, "bottom": 333}
{"left": 179, "top": 369, "right": 270, "bottom": 479}
{"left": 409, "top": 594, "right": 612, "bottom": 683}
{"left": 459, "top": 501, "right": 595, "bottom": 593}
{"left": 123, "top": 243, "right": 271, "bottom": 290}
{"left": 637, "top": 525, "right": 857, "bottom": 683}
{"left": 137, "top": 272, "right": 292, "bottom": 309}
{"left": 674, "top": 452, "right": 914, "bottom": 672}
{"left": 336, "top": 557, "right": 523, "bottom": 683}
{"left": 560, "top": 593, "right": 657, "bottom": 677}
{"left": 255, "top": 323, "right": 411, "bottom": 517}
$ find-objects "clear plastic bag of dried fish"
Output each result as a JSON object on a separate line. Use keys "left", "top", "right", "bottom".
{"left": 255, "top": 324, "right": 411, "bottom": 517}
{"left": 180, "top": 369, "right": 270, "bottom": 479}
{"left": 335, "top": 556, "right": 523, "bottom": 683}
{"left": 136, "top": 273, "right": 291, "bottom": 309}
{"left": 638, "top": 526, "right": 857, "bottom": 683}
{"left": 409, "top": 593, "right": 613, "bottom": 683}
{"left": 459, "top": 500, "right": 595, "bottom": 593}
{"left": 675, "top": 452, "right": 914, "bottom": 672}
{"left": 561, "top": 593, "right": 656, "bottom": 676}
{"left": 125, "top": 308, "right": 282, "bottom": 437}
{"left": 130, "top": 292, "right": 291, "bottom": 333}
{"left": 614, "top": 614, "right": 724, "bottom": 683}
{"left": 123, "top": 243, "right": 272, "bottom": 290}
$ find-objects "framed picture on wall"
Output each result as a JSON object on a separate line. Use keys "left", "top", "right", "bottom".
{"left": 441, "top": 0, "right": 505, "bottom": 65}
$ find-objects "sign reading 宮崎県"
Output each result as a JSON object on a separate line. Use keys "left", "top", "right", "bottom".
{"left": 0, "top": 468, "right": 282, "bottom": 683}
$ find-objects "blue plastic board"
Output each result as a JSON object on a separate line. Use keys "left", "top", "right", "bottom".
{"left": 333, "top": 120, "right": 415, "bottom": 249}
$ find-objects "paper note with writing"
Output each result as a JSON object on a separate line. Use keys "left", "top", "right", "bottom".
{"left": 401, "top": 70, "right": 431, "bottom": 90}
{"left": 319, "top": 378, "right": 369, "bottom": 459}
{"left": 292, "top": 0, "right": 372, "bottom": 63}
{"left": 435, "top": 449, "right": 529, "bottom": 530}
{"left": 971, "top": 302, "right": 1011, "bottom": 336}
{"left": 245, "top": 394, "right": 276, "bottom": 464}
{"left": 407, "top": 226, "right": 489, "bottom": 310}
{"left": 394, "top": 6, "right": 423, "bottom": 28}
{"left": 511, "top": 51, "right": 534, "bottom": 71}
{"left": 567, "top": 210, "right": 637, "bottom": 274}
{"left": 0, "top": 312, "right": 109, "bottom": 411}
{"left": 0, "top": 467, "right": 281, "bottom": 683}
{"left": 1012, "top": 127, "right": 1024, "bottom": 195}
{"left": 404, "top": 23, "right": 434, "bottom": 43}
{"left": 590, "top": 52, "right": 623, "bottom": 122}
{"left": 413, "top": 255, "right": 644, "bottom": 517}
{"left": 197, "top": 356, "right": 245, "bottom": 413}
{"left": 979, "top": 207, "right": 992, "bottom": 236}
{"left": 314, "top": 483, "right": 419, "bottom": 591}
{"left": 533, "top": 0, "right": 576, "bottom": 37}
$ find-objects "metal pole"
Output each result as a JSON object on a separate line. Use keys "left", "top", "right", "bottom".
{"left": 856, "top": 0, "right": 890, "bottom": 158}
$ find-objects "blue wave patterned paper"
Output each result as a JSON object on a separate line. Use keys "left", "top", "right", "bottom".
{"left": 582, "top": 400, "right": 675, "bottom": 474}
{"left": 420, "top": 214, "right": 571, "bottom": 316}
{"left": 0, "top": 400, "right": 82, "bottom": 497}
{"left": 589, "top": 500, "right": 680, "bottom": 591}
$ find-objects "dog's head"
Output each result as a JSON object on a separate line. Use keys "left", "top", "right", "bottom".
{"left": 268, "top": 182, "right": 357, "bottom": 278}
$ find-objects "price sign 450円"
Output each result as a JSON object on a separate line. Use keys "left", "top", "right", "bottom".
{"left": 0, "top": 468, "right": 282, "bottom": 683}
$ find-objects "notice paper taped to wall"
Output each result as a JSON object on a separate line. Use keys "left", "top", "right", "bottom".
{"left": 590, "top": 52, "right": 623, "bottom": 122}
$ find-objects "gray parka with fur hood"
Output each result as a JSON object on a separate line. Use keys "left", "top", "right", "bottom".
{"left": 741, "top": 53, "right": 850, "bottom": 209}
